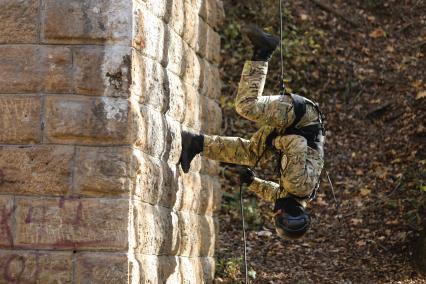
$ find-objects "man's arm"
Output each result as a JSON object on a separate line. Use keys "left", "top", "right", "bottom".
{"left": 248, "top": 177, "right": 280, "bottom": 203}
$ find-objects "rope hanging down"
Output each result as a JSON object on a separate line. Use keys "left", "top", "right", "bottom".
{"left": 239, "top": 2, "right": 286, "bottom": 283}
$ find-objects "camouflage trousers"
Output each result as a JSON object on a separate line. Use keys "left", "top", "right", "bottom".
{"left": 202, "top": 61, "right": 324, "bottom": 202}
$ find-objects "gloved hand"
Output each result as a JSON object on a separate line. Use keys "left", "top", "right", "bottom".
{"left": 239, "top": 167, "right": 255, "bottom": 186}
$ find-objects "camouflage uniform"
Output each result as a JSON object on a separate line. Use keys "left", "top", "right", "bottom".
{"left": 203, "top": 61, "right": 325, "bottom": 203}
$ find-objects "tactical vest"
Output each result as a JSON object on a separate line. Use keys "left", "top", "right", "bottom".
{"left": 282, "top": 94, "right": 325, "bottom": 151}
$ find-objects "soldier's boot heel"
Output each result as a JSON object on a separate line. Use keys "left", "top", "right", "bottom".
{"left": 179, "top": 131, "right": 204, "bottom": 173}
{"left": 243, "top": 25, "right": 280, "bottom": 61}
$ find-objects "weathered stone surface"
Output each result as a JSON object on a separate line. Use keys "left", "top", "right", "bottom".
{"left": 175, "top": 172, "right": 221, "bottom": 214}
{"left": 0, "top": 0, "right": 39, "bottom": 43}
{"left": 199, "top": 59, "right": 221, "bottom": 99}
{"left": 165, "top": 116, "right": 182, "bottom": 165}
{"left": 75, "top": 253, "right": 127, "bottom": 284}
{"left": 166, "top": 71, "right": 186, "bottom": 122}
{"left": 166, "top": 29, "right": 185, "bottom": 76}
{"left": 133, "top": 7, "right": 165, "bottom": 62}
{"left": 0, "top": 96, "right": 41, "bottom": 144}
{"left": 183, "top": 86, "right": 201, "bottom": 130}
{"left": 130, "top": 255, "right": 180, "bottom": 283}
{"left": 74, "top": 46, "right": 131, "bottom": 97}
{"left": 44, "top": 96, "right": 131, "bottom": 145}
{"left": 42, "top": 0, "right": 132, "bottom": 44}
{"left": 176, "top": 211, "right": 216, "bottom": 257}
{"left": 132, "top": 52, "right": 168, "bottom": 112}
{"left": 133, "top": 152, "right": 177, "bottom": 208}
{"left": 0, "top": 46, "right": 73, "bottom": 93}
{"left": 14, "top": 198, "right": 128, "bottom": 250}
{"left": 199, "top": 0, "right": 225, "bottom": 30}
{"left": 206, "top": 26, "right": 221, "bottom": 64}
{"left": 131, "top": 201, "right": 216, "bottom": 257}
{"left": 200, "top": 95, "right": 222, "bottom": 134}
{"left": 131, "top": 202, "right": 178, "bottom": 256}
{"left": 75, "top": 147, "right": 134, "bottom": 197}
{"left": 0, "top": 196, "right": 14, "bottom": 248}
{"left": 183, "top": 1, "right": 199, "bottom": 49}
{"left": 0, "top": 251, "right": 73, "bottom": 283}
{"left": 195, "top": 19, "right": 208, "bottom": 58}
{"left": 130, "top": 255, "right": 215, "bottom": 284}
{"left": 0, "top": 146, "right": 73, "bottom": 196}
{"left": 166, "top": 0, "right": 184, "bottom": 36}
{"left": 183, "top": 45, "right": 201, "bottom": 88}
{"left": 135, "top": 104, "right": 166, "bottom": 158}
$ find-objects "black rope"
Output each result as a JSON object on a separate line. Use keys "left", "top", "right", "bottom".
{"left": 239, "top": 147, "right": 269, "bottom": 284}
{"left": 239, "top": 183, "right": 249, "bottom": 284}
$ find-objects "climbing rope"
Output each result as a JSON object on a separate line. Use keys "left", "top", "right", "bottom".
{"left": 279, "top": 0, "right": 286, "bottom": 94}
{"left": 239, "top": 2, "right": 286, "bottom": 283}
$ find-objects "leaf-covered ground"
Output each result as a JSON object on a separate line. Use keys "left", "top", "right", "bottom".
{"left": 214, "top": 0, "right": 426, "bottom": 283}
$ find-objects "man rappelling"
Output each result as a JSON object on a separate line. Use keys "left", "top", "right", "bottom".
{"left": 179, "top": 25, "right": 325, "bottom": 239}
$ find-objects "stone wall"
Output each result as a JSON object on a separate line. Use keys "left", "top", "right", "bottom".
{"left": 0, "top": 0, "right": 224, "bottom": 283}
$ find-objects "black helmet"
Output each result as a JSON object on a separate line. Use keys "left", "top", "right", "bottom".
{"left": 274, "top": 197, "right": 311, "bottom": 239}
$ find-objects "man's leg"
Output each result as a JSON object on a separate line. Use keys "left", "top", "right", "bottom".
{"left": 275, "top": 135, "right": 324, "bottom": 198}
{"left": 235, "top": 27, "right": 296, "bottom": 129}
{"left": 180, "top": 132, "right": 259, "bottom": 173}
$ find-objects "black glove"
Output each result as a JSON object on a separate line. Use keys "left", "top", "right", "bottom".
{"left": 239, "top": 168, "right": 255, "bottom": 186}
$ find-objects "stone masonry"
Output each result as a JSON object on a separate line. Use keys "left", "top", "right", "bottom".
{"left": 0, "top": 0, "right": 224, "bottom": 283}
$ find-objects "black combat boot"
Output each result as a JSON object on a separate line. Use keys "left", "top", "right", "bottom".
{"left": 180, "top": 131, "right": 204, "bottom": 173}
{"left": 244, "top": 25, "right": 280, "bottom": 61}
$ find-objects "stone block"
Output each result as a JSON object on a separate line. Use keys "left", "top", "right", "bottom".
{"left": 196, "top": 19, "right": 208, "bottom": 58}
{"left": 133, "top": 7, "right": 165, "bottom": 62}
{"left": 199, "top": 59, "right": 221, "bottom": 99}
{"left": 165, "top": 71, "right": 185, "bottom": 122}
{"left": 75, "top": 147, "right": 134, "bottom": 197}
{"left": 131, "top": 202, "right": 216, "bottom": 257}
{"left": 0, "top": 96, "right": 41, "bottom": 144}
{"left": 0, "top": 251, "right": 73, "bottom": 283}
{"left": 130, "top": 255, "right": 215, "bottom": 284}
{"left": 166, "top": 29, "right": 185, "bottom": 76}
{"left": 132, "top": 52, "right": 168, "bottom": 112}
{"left": 44, "top": 96, "right": 131, "bottom": 145}
{"left": 75, "top": 253, "right": 127, "bottom": 284}
{"left": 0, "top": 46, "right": 72, "bottom": 93}
{"left": 183, "top": 86, "right": 201, "bottom": 130}
{"left": 74, "top": 46, "right": 131, "bottom": 97}
{"left": 176, "top": 211, "right": 216, "bottom": 257}
{"left": 0, "top": 146, "right": 73, "bottom": 196}
{"left": 135, "top": 105, "right": 166, "bottom": 158}
{"left": 199, "top": 0, "right": 225, "bottom": 30}
{"left": 144, "top": 0, "right": 167, "bottom": 19}
{"left": 183, "top": 1, "right": 199, "bottom": 49}
{"left": 14, "top": 198, "right": 128, "bottom": 250}
{"left": 0, "top": 196, "right": 14, "bottom": 248}
{"left": 41, "top": 46, "right": 74, "bottom": 93}
{"left": 42, "top": 0, "right": 132, "bottom": 44}
{"left": 133, "top": 152, "right": 177, "bottom": 208}
{"left": 183, "top": 45, "right": 201, "bottom": 88}
{"left": 175, "top": 172, "right": 221, "bottom": 214}
{"left": 0, "top": 0, "right": 39, "bottom": 43}
{"left": 131, "top": 255, "right": 180, "bottom": 284}
{"left": 130, "top": 202, "right": 179, "bottom": 256}
{"left": 166, "top": 0, "right": 184, "bottom": 36}
{"left": 200, "top": 95, "right": 222, "bottom": 134}
{"left": 165, "top": 116, "right": 182, "bottom": 165}
{"left": 206, "top": 27, "right": 221, "bottom": 64}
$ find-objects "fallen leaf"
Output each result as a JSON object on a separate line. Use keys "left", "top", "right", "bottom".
{"left": 369, "top": 28, "right": 386, "bottom": 38}
{"left": 416, "top": 91, "right": 426, "bottom": 100}
{"left": 360, "top": 188, "right": 371, "bottom": 196}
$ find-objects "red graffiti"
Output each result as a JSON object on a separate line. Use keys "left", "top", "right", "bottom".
{"left": 3, "top": 255, "right": 25, "bottom": 283}
{"left": 0, "top": 203, "right": 16, "bottom": 247}
{"left": 0, "top": 169, "right": 4, "bottom": 185}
